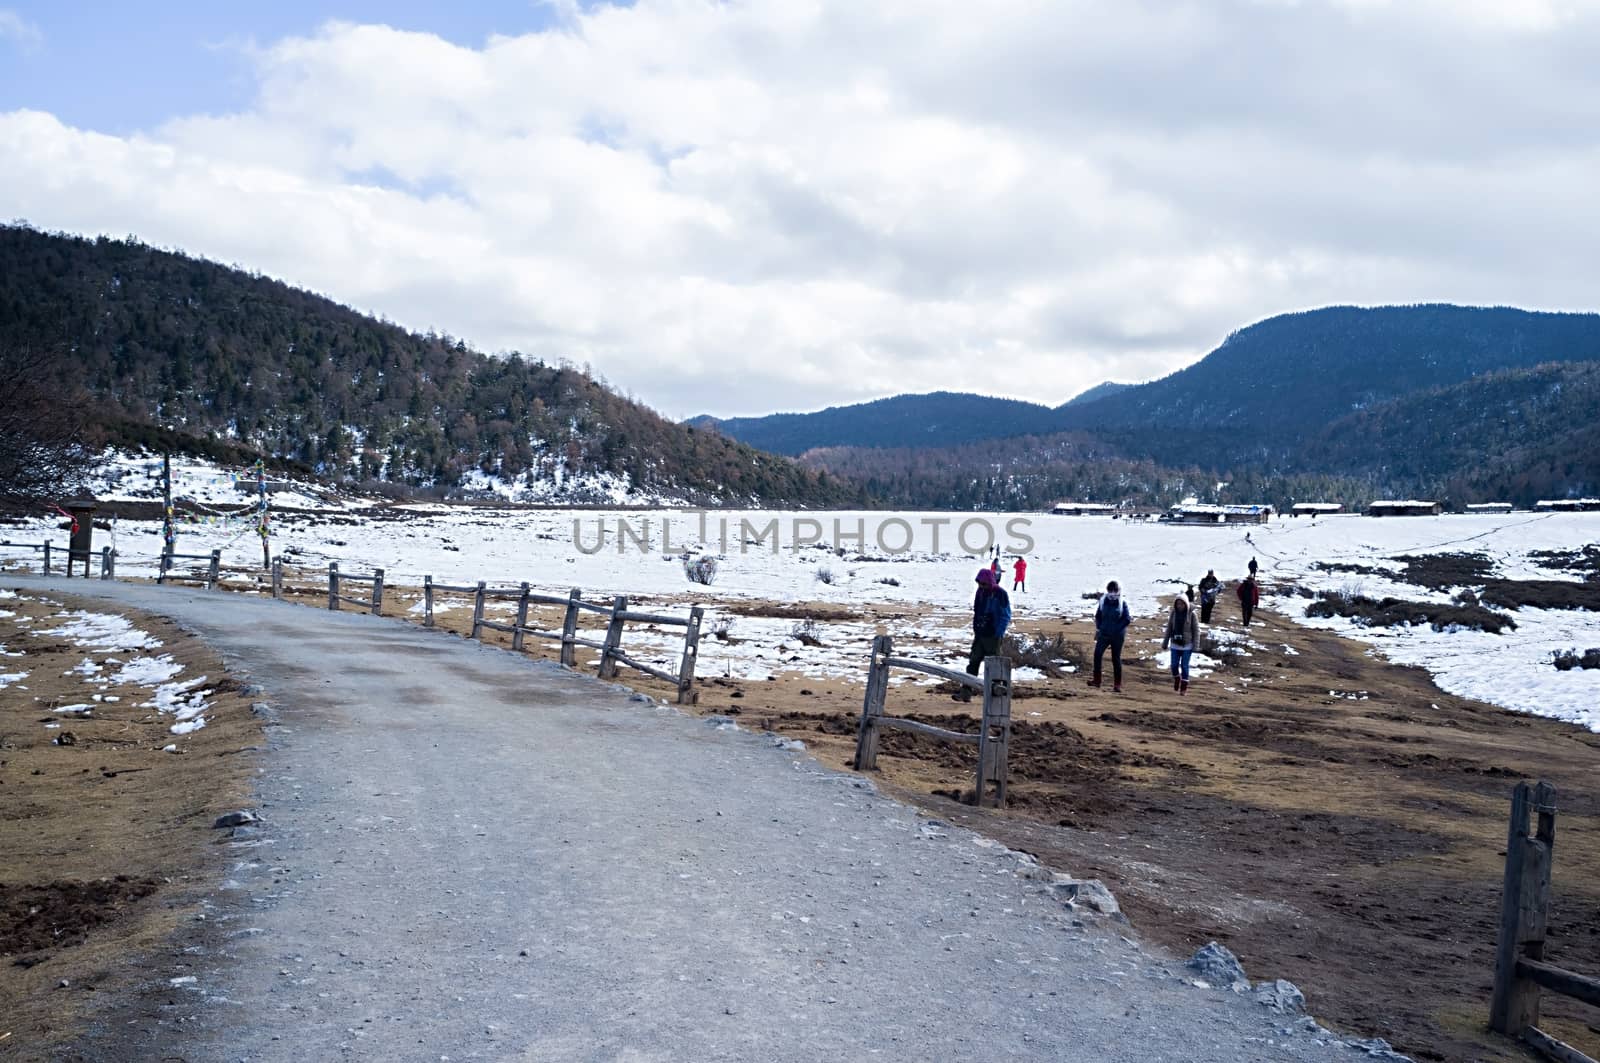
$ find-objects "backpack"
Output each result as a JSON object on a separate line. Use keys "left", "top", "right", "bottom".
{"left": 975, "top": 589, "right": 1011, "bottom": 639}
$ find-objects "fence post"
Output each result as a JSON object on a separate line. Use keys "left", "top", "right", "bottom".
{"left": 471, "top": 582, "right": 487, "bottom": 641}
{"left": 423, "top": 575, "right": 435, "bottom": 628}
{"left": 853, "top": 635, "right": 892, "bottom": 770}
{"left": 42, "top": 541, "right": 51, "bottom": 576}
{"left": 977, "top": 655, "right": 1014, "bottom": 808}
{"left": 597, "top": 595, "right": 628, "bottom": 679}
{"left": 560, "top": 588, "right": 581, "bottom": 666}
{"left": 328, "top": 563, "right": 340, "bottom": 610}
{"left": 271, "top": 558, "right": 283, "bottom": 599}
{"left": 101, "top": 547, "right": 114, "bottom": 581}
{"left": 1490, "top": 781, "right": 1557, "bottom": 1037}
{"left": 371, "top": 568, "right": 385, "bottom": 615}
{"left": 511, "top": 582, "right": 531, "bottom": 651}
{"left": 677, "top": 606, "right": 704, "bottom": 704}
{"left": 158, "top": 550, "right": 169, "bottom": 585}
{"left": 207, "top": 550, "right": 221, "bottom": 590}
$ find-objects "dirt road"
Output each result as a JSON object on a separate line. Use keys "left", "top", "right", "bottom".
{"left": 7, "top": 577, "right": 1356, "bottom": 1063}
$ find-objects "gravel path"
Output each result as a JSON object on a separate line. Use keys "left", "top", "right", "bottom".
{"left": 26, "top": 578, "right": 1375, "bottom": 1062}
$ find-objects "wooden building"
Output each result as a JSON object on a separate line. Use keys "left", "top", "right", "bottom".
{"left": 1163, "top": 503, "right": 1274, "bottom": 525}
{"left": 1534, "top": 499, "right": 1600, "bottom": 512}
{"left": 1050, "top": 502, "right": 1118, "bottom": 516}
{"left": 1290, "top": 502, "right": 1343, "bottom": 517}
{"left": 1367, "top": 500, "right": 1443, "bottom": 517}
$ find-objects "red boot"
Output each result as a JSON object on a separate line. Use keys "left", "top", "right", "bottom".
{"left": 1113, "top": 681, "right": 1122, "bottom": 693}
{"left": 1088, "top": 671, "right": 1101, "bottom": 688}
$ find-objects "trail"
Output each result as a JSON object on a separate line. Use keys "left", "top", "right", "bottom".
{"left": 20, "top": 577, "right": 1358, "bottom": 1062}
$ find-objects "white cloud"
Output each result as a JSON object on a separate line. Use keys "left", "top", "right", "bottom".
{"left": 0, "top": 8, "right": 41, "bottom": 49}
{"left": 3, "top": 1, "right": 1600, "bottom": 418}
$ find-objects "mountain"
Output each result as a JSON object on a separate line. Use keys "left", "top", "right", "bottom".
{"left": 0, "top": 226, "right": 856, "bottom": 506}
{"left": 1060, "top": 381, "right": 1132, "bottom": 407}
{"left": 688, "top": 392, "right": 1063, "bottom": 456}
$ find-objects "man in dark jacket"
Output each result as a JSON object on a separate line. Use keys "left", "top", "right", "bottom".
{"left": 1198, "top": 570, "right": 1221, "bottom": 623}
{"left": 955, "top": 568, "right": 1011, "bottom": 702}
{"left": 1089, "top": 580, "right": 1131, "bottom": 692}
{"left": 1237, "top": 574, "right": 1260, "bottom": 626}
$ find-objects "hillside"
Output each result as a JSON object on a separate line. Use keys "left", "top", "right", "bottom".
{"left": 0, "top": 226, "right": 856, "bottom": 506}
{"left": 1060, "top": 381, "right": 1132, "bottom": 407}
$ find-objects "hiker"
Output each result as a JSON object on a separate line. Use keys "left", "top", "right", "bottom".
{"left": 1185, "top": 583, "right": 1196, "bottom": 603}
{"left": 1237, "top": 573, "right": 1260, "bottom": 626}
{"left": 1162, "top": 594, "right": 1199, "bottom": 695}
{"left": 1248, "top": 555, "right": 1258, "bottom": 578}
{"left": 1012, "top": 556, "right": 1027, "bottom": 593}
{"left": 955, "top": 568, "right": 1011, "bottom": 702}
{"left": 1198, "top": 569, "right": 1221, "bottom": 623}
{"left": 989, "top": 556, "right": 1002, "bottom": 583}
{"left": 1089, "top": 580, "right": 1132, "bottom": 693}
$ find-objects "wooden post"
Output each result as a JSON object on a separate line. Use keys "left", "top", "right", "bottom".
{"left": 207, "top": 549, "right": 221, "bottom": 590}
{"left": 677, "top": 606, "right": 704, "bottom": 703}
{"left": 597, "top": 595, "right": 628, "bottom": 679}
{"left": 271, "top": 558, "right": 283, "bottom": 599}
{"left": 853, "top": 635, "right": 892, "bottom": 770}
{"left": 1491, "top": 781, "right": 1558, "bottom": 1037}
{"left": 471, "top": 581, "right": 487, "bottom": 641}
{"left": 560, "top": 587, "right": 581, "bottom": 666}
{"left": 511, "top": 582, "right": 531, "bottom": 651}
{"left": 328, "top": 562, "right": 340, "bottom": 611}
{"left": 101, "top": 547, "right": 114, "bottom": 581}
{"left": 42, "top": 541, "right": 51, "bottom": 576}
{"left": 977, "top": 655, "right": 1014, "bottom": 808}
{"left": 157, "top": 549, "right": 169, "bottom": 585}
{"left": 423, "top": 575, "right": 435, "bottom": 628}
{"left": 370, "top": 568, "right": 385, "bottom": 615}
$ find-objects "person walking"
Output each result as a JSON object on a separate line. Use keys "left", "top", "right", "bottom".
{"left": 1012, "top": 556, "right": 1027, "bottom": 593}
{"left": 1248, "top": 556, "right": 1259, "bottom": 578}
{"left": 1198, "top": 569, "right": 1221, "bottom": 624}
{"left": 1237, "top": 573, "right": 1260, "bottom": 626}
{"left": 955, "top": 568, "right": 1011, "bottom": 702}
{"left": 1185, "top": 583, "right": 1196, "bottom": 603}
{"left": 1089, "top": 580, "right": 1132, "bottom": 693}
{"left": 1162, "top": 594, "right": 1199, "bottom": 695}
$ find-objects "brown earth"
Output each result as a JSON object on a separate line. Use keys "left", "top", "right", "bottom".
{"left": 0, "top": 587, "right": 258, "bottom": 1059}
{"left": 26, "top": 563, "right": 1600, "bottom": 1062}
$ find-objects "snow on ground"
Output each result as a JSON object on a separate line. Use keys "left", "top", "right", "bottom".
{"left": 10, "top": 461, "right": 1600, "bottom": 729}
{"left": 43, "top": 611, "right": 164, "bottom": 652}
{"left": 0, "top": 669, "right": 28, "bottom": 688}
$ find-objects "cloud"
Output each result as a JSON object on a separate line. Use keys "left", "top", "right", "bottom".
{"left": 0, "top": 8, "right": 41, "bottom": 49}
{"left": 3, "top": 1, "right": 1600, "bottom": 418}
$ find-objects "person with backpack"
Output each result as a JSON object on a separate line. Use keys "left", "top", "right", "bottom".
{"left": 1198, "top": 569, "right": 1221, "bottom": 623}
{"left": 1089, "top": 580, "right": 1131, "bottom": 692}
{"left": 1248, "top": 556, "right": 1259, "bottom": 578}
{"left": 1237, "top": 573, "right": 1260, "bottom": 626}
{"left": 1162, "top": 594, "right": 1199, "bottom": 694}
{"left": 1012, "top": 556, "right": 1027, "bottom": 593}
{"left": 955, "top": 567, "right": 1011, "bottom": 701}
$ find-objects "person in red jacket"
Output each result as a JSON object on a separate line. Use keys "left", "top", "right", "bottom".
{"left": 1237, "top": 574, "right": 1260, "bottom": 626}
{"left": 1012, "top": 556, "right": 1027, "bottom": 592}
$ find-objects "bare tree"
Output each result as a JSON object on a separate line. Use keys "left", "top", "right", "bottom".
{"left": 0, "top": 348, "right": 96, "bottom": 506}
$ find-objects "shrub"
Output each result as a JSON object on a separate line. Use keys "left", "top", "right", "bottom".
{"left": 814, "top": 565, "right": 836, "bottom": 585}
{"left": 1001, "top": 631, "right": 1085, "bottom": 677}
{"left": 877, "top": 577, "right": 901, "bottom": 587}
{"left": 1305, "top": 591, "right": 1517, "bottom": 634}
{"left": 1392, "top": 552, "right": 1495, "bottom": 590}
{"left": 1197, "top": 632, "right": 1244, "bottom": 668}
{"left": 1552, "top": 648, "right": 1600, "bottom": 671}
{"left": 790, "top": 619, "right": 823, "bottom": 646}
{"left": 711, "top": 616, "right": 738, "bottom": 642}
{"left": 683, "top": 555, "right": 719, "bottom": 585}
{"left": 1479, "top": 580, "right": 1600, "bottom": 612}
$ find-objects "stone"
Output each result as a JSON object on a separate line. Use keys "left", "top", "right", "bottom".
{"left": 1051, "top": 878, "right": 1122, "bottom": 917}
{"left": 1253, "top": 978, "right": 1306, "bottom": 1014}
{"left": 213, "top": 810, "right": 259, "bottom": 829}
{"left": 1187, "top": 941, "right": 1249, "bottom": 992}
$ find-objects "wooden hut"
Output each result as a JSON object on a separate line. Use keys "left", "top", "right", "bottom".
{"left": 1367, "top": 500, "right": 1443, "bottom": 517}
{"left": 1290, "top": 503, "right": 1342, "bottom": 517}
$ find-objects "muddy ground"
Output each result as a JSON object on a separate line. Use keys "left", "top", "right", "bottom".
{"left": 0, "top": 587, "right": 257, "bottom": 1058}
{"left": 11, "top": 563, "right": 1600, "bottom": 1062}
{"left": 276, "top": 567, "right": 1600, "bottom": 1063}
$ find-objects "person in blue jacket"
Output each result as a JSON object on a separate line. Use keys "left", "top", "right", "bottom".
{"left": 954, "top": 567, "right": 1010, "bottom": 702}
{"left": 1089, "top": 580, "right": 1132, "bottom": 692}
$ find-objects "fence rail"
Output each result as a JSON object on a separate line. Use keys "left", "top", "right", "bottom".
{"left": 1490, "top": 781, "right": 1599, "bottom": 1063}
{"left": 0, "top": 541, "right": 117, "bottom": 579}
{"left": 158, "top": 549, "right": 221, "bottom": 589}
{"left": 853, "top": 634, "right": 1012, "bottom": 807}
{"left": 326, "top": 562, "right": 384, "bottom": 615}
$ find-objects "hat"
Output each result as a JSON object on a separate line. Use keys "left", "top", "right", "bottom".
{"left": 976, "top": 568, "right": 996, "bottom": 586}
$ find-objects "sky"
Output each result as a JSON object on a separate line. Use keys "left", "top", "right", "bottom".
{"left": 3, "top": 0, "right": 1600, "bottom": 420}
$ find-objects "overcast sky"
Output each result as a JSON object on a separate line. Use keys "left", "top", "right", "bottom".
{"left": 3, "top": 0, "right": 1599, "bottom": 419}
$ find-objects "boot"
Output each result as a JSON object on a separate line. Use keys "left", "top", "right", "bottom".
{"left": 1180, "top": 679, "right": 1189, "bottom": 695}
{"left": 1088, "top": 671, "right": 1101, "bottom": 688}
{"left": 1173, "top": 674, "right": 1181, "bottom": 691}
{"left": 1113, "top": 681, "right": 1122, "bottom": 693}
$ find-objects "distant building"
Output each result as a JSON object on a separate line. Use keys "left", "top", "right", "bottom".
{"left": 1535, "top": 498, "right": 1600, "bottom": 512}
{"left": 1051, "top": 502, "right": 1118, "bottom": 516}
{"left": 1367, "top": 500, "right": 1443, "bottom": 517}
{"left": 1465, "top": 502, "right": 1514, "bottom": 513}
{"left": 1163, "top": 503, "right": 1274, "bottom": 525}
{"left": 1290, "top": 502, "right": 1342, "bottom": 516}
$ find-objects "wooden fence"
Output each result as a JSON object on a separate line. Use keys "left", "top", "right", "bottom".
{"left": 1491, "top": 781, "right": 1600, "bottom": 1062}
{"left": 303, "top": 565, "right": 704, "bottom": 704}
{"left": 158, "top": 549, "right": 222, "bottom": 589}
{"left": 0, "top": 541, "right": 116, "bottom": 579}
{"left": 852, "top": 634, "right": 1012, "bottom": 807}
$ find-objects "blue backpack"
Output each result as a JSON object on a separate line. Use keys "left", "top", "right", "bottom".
{"left": 976, "top": 589, "right": 1012, "bottom": 639}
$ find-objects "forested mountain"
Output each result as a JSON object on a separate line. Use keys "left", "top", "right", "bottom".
{"left": 0, "top": 226, "right": 856, "bottom": 506}
{"left": 689, "top": 392, "right": 1063, "bottom": 456}
{"left": 1061, "top": 381, "right": 1132, "bottom": 407}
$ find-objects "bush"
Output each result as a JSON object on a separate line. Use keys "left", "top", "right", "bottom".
{"left": 877, "top": 577, "right": 901, "bottom": 587}
{"left": 1479, "top": 580, "right": 1600, "bottom": 612}
{"left": 1552, "top": 648, "right": 1600, "bottom": 671}
{"left": 683, "top": 555, "right": 719, "bottom": 585}
{"left": 1001, "top": 631, "right": 1085, "bottom": 677}
{"left": 791, "top": 619, "right": 823, "bottom": 646}
{"left": 1305, "top": 591, "right": 1517, "bottom": 634}
{"left": 814, "top": 566, "right": 836, "bottom": 585}
{"left": 711, "top": 616, "right": 738, "bottom": 642}
{"left": 1392, "top": 552, "right": 1495, "bottom": 589}
{"left": 1197, "top": 632, "right": 1244, "bottom": 668}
